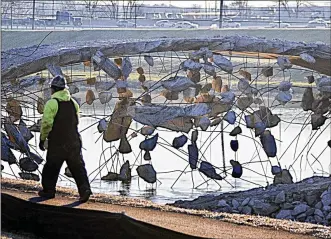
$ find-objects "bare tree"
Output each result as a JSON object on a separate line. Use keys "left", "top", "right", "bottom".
{"left": 231, "top": 0, "right": 248, "bottom": 18}
{"left": 101, "top": 0, "right": 120, "bottom": 19}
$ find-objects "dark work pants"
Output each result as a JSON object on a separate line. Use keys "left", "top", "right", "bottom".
{"left": 41, "top": 141, "right": 91, "bottom": 196}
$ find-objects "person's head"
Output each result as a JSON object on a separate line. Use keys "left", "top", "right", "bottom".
{"left": 50, "top": 75, "right": 68, "bottom": 94}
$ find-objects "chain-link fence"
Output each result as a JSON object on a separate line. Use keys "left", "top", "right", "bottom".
{"left": 1, "top": 0, "right": 331, "bottom": 30}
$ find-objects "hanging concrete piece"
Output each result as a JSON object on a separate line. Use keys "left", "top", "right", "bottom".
{"left": 182, "top": 59, "right": 202, "bottom": 71}
{"left": 19, "top": 75, "right": 45, "bottom": 88}
{"left": 19, "top": 158, "right": 38, "bottom": 172}
{"left": 300, "top": 53, "right": 316, "bottom": 64}
{"left": 262, "top": 66, "right": 273, "bottom": 77}
{"left": 254, "top": 106, "right": 281, "bottom": 128}
{"left": 230, "top": 139, "right": 239, "bottom": 152}
{"left": 260, "top": 130, "right": 277, "bottom": 158}
{"left": 68, "top": 84, "right": 79, "bottom": 95}
{"left": 140, "top": 126, "right": 155, "bottom": 136}
{"left": 311, "top": 113, "right": 327, "bottom": 130}
{"left": 172, "top": 135, "right": 188, "bottom": 149}
{"left": 136, "top": 67, "right": 144, "bottom": 75}
{"left": 4, "top": 123, "right": 30, "bottom": 154}
{"left": 95, "top": 81, "right": 116, "bottom": 92}
{"left": 161, "top": 90, "right": 179, "bottom": 100}
{"left": 230, "top": 160, "right": 243, "bottom": 178}
{"left": 184, "top": 103, "right": 211, "bottom": 117}
{"left": 1, "top": 134, "right": 17, "bottom": 165}
{"left": 121, "top": 57, "right": 132, "bottom": 80}
{"left": 158, "top": 117, "right": 193, "bottom": 133}
{"left": 191, "top": 130, "right": 198, "bottom": 144}
{"left": 119, "top": 136, "right": 132, "bottom": 154}
{"left": 224, "top": 111, "right": 236, "bottom": 125}
{"left": 198, "top": 82, "right": 212, "bottom": 93}
{"left": 188, "top": 144, "right": 198, "bottom": 170}
{"left": 138, "top": 74, "right": 146, "bottom": 83}
{"left": 86, "top": 89, "right": 96, "bottom": 105}
{"left": 187, "top": 70, "right": 200, "bottom": 83}
{"left": 101, "top": 171, "right": 119, "bottom": 181}
{"left": 209, "top": 102, "right": 232, "bottom": 117}
{"left": 140, "top": 93, "right": 152, "bottom": 105}
{"left": 238, "top": 79, "right": 254, "bottom": 96}
{"left": 128, "top": 105, "right": 184, "bottom": 126}
{"left": 144, "top": 55, "right": 154, "bottom": 67}
{"left": 18, "top": 172, "right": 40, "bottom": 181}
{"left": 97, "top": 119, "right": 108, "bottom": 133}
{"left": 316, "top": 76, "right": 331, "bottom": 93}
{"left": 86, "top": 77, "right": 96, "bottom": 85}
{"left": 37, "top": 97, "right": 45, "bottom": 114}
{"left": 212, "top": 55, "right": 233, "bottom": 73}
{"left": 312, "top": 97, "right": 329, "bottom": 115}
{"left": 275, "top": 91, "right": 292, "bottom": 105}
{"left": 18, "top": 120, "right": 34, "bottom": 142}
{"left": 236, "top": 96, "right": 253, "bottom": 110}
{"left": 196, "top": 116, "right": 211, "bottom": 131}
{"left": 230, "top": 126, "right": 242, "bottom": 136}
{"left": 189, "top": 47, "right": 213, "bottom": 60}
{"left": 305, "top": 75, "right": 315, "bottom": 84}
{"left": 103, "top": 99, "right": 132, "bottom": 142}
{"left": 195, "top": 93, "right": 214, "bottom": 103}
{"left": 253, "top": 98, "right": 263, "bottom": 105}
{"left": 98, "top": 91, "right": 112, "bottom": 104}
{"left": 183, "top": 87, "right": 198, "bottom": 103}
{"left": 278, "top": 81, "right": 292, "bottom": 91}
{"left": 118, "top": 160, "right": 131, "bottom": 182}
{"left": 136, "top": 164, "right": 157, "bottom": 184}
{"left": 277, "top": 56, "right": 292, "bottom": 70}
{"left": 128, "top": 103, "right": 210, "bottom": 127}
{"left": 239, "top": 69, "right": 252, "bottom": 81}
{"left": 199, "top": 161, "right": 222, "bottom": 180}
{"left": 46, "top": 64, "right": 63, "bottom": 77}
{"left": 218, "top": 91, "right": 235, "bottom": 104}
{"left": 271, "top": 165, "right": 282, "bottom": 175}
{"left": 139, "top": 134, "right": 158, "bottom": 151}
{"left": 92, "top": 50, "right": 121, "bottom": 80}
{"left": 210, "top": 117, "right": 222, "bottom": 127}
{"left": 161, "top": 76, "right": 196, "bottom": 92}
{"left": 212, "top": 76, "right": 222, "bottom": 92}
{"left": 6, "top": 98, "right": 22, "bottom": 122}
{"left": 301, "top": 88, "right": 314, "bottom": 111}
{"left": 203, "top": 63, "right": 216, "bottom": 76}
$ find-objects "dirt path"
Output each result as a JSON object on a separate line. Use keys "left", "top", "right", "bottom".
{"left": 2, "top": 189, "right": 319, "bottom": 239}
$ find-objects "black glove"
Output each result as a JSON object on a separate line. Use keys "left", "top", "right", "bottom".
{"left": 39, "top": 140, "right": 45, "bottom": 151}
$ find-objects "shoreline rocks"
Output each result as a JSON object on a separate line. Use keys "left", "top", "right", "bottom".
{"left": 170, "top": 176, "right": 331, "bottom": 226}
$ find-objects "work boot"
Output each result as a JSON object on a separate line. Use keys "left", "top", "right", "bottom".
{"left": 79, "top": 189, "right": 92, "bottom": 203}
{"left": 38, "top": 190, "right": 55, "bottom": 199}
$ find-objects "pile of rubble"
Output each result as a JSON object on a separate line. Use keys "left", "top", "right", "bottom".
{"left": 171, "top": 176, "right": 331, "bottom": 225}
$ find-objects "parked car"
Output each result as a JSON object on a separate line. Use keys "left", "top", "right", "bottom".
{"left": 116, "top": 20, "right": 136, "bottom": 28}
{"left": 306, "top": 19, "right": 328, "bottom": 28}
{"left": 211, "top": 18, "right": 240, "bottom": 28}
{"left": 174, "top": 21, "right": 198, "bottom": 29}
{"left": 154, "top": 20, "right": 175, "bottom": 28}
{"left": 269, "top": 21, "right": 291, "bottom": 28}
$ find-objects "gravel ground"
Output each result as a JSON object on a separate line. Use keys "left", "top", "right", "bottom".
{"left": 1, "top": 178, "right": 330, "bottom": 239}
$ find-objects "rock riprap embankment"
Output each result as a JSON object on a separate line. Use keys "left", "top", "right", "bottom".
{"left": 170, "top": 176, "right": 331, "bottom": 226}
